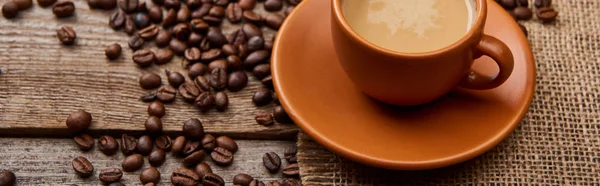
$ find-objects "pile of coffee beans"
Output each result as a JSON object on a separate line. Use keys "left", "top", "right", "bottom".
{"left": 495, "top": 0, "right": 559, "bottom": 36}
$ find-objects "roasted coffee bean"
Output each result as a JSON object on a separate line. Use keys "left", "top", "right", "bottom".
{"left": 183, "top": 150, "right": 206, "bottom": 167}
{"left": 98, "top": 135, "right": 119, "bottom": 155}
{"left": 171, "top": 168, "right": 200, "bottom": 186}
{"left": 233, "top": 174, "right": 253, "bottom": 186}
{"left": 253, "top": 88, "right": 272, "bottom": 106}
{"left": 128, "top": 34, "right": 145, "bottom": 50}
{"left": 195, "top": 92, "right": 215, "bottom": 112}
{"left": 122, "top": 154, "right": 144, "bottom": 172}
{"left": 164, "top": 0, "right": 180, "bottom": 10}
{"left": 179, "top": 81, "right": 201, "bottom": 103}
{"left": 148, "top": 5, "right": 162, "bottom": 23}
{"left": 264, "top": 13, "right": 284, "bottom": 30}
{"left": 227, "top": 55, "right": 243, "bottom": 70}
{"left": 242, "top": 11, "right": 262, "bottom": 24}
{"left": 264, "top": 40, "right": 273, "bottom": 51}
{"left": 186, "top": 0, "right": 201, "bottom": 9}
{"left": 163, "top": 8, "right": 177, "bottom": 28}
{"left": 203, "top": 15, "right": 222, "bottom": 25}
{"left": 183, "top": 118, "right": 205, "bottom": 139}
{"left": 287, "top": 0, "right": 300, "bottom": 5}
{"left": 155, "top": 135, "right": 172, "bottom": 150}
{"left": 136, "top": 0, "right": 146, "bottom": 11}
{"left": 282, "top": 178, "right": 300, "bottom": 186}
{"left": 74, "top": 133, "right": 95, "bottom": 151}
{"left": 214, "top": 92, "right": 228, "bottom": 111}
{"left": 172, "top": 136, "right": 187, "bottom": 155}
{"left": 239, "top": 0, "right": 255, "bottom": 10}
{"left": 2, "top": 2, "right": 19, "bottom": 18}
{"left": 227, "top": 71, "right": 247, "bottom": 92}
{"left": 284, "top": 6, "right": 294, "bottom": 16}
{"left": 202, "top": 49, "right": 222, "bottom": 62}
{"left": 140, "top": 167, "right": 160, "bottom": 184}
{"left": 273, "top": 105, "right": 291, "bottom": 123}
{"left": 282, "top": 163, "right": 299, "bottom": 176}
{"left": 52, "top": 1, "right": 75, "bottom": 17}
{"left": 185, "top": 47, "right": 202, "bottom": 62}
{"left": 139, "top": 72, "right": 161, "bottom": 89}
{"left": 250, "top": 180, "right": 266, "bottom": 186}
{"left": 213, "top": 0, "right": 228, "bottom": 6}
{"left": 518, "top": 23, "right": 528, "bottom": 36}
{"left": 148, "top": 149, "right": 166, "bottom": 166}
{"left": 89, "top": 0, "right": 102, "bottom": 9}
{"left": 207, "top": 27, "right": 228, "bottom": 47}
{"left": 38, "top": 0, "right": 57, "bottom": 7}
{"left": 118, "top": 0, "right": 137, "bottom": 12}
{"left": 215, "top": 135, "right": 237, "bottom": 152}
{"left": 261, "top": 75, "right": 272, "bottom": 88}
{"left": 105, "top": 43, "right": 122, "bottom": 60}
{"left": 222, "top": 44, "right": 238, "bottom": 56}
{"left": 188, "top": 63, "right": 208, "bottom": 79}
{"left": 517, "top": 0, "right": 528, "bottom": 7}
{"left": 134, "top": 13, "right": 151, "bottom": 29}
{"left": 252, "top": 64, "right": 270, "bottom": 79}
{"left": 200, "top": 38, "right": 211, "bottom": 51}
{"left": 194, "top": 162, "right": 212, "bottom": 179}
{"left": 99, "top": 0, "right": 117, "bottom": 9}
{"left": 157, "top": 85, "right": 177, "bottom": 103}
{"left": 208, "top": 5, "right": 225, "bottom": 18}
{"left": 211, "top": 147, "right": 233, "bottom": 166}
{"left": 121, "top": 134, "right": 137, "bottom": 155}
{"left": 124, "top": 15, "right": 136, "bottom": 35}
{"left": 183, "top": 141, "right": 201, "bottom": 156}
{"left": 155, "top": 48, "right": 174, "bottom": 64}
{"left": 244, "top": 50, "right": 269, "bottom": 69}
{"left": 267, "top": 181, "right": 283, "bottom": 186}
{"left": 228, "top": 29, "right": 247, "bottom": 47}
{"left": 534, "top": 0, "right": 551, "bottom": 8}
{"left": 0, "top": 170, "right": 15, "bottom": 186}
{"left": 247, "top": 36, "right": 264, "bottom": 52}
{"left": 177, "top": 7, "right": 191, "bottom": 23}
{"left": 14, "top": 0, "right": 32, "bottom": 10}
{"left": 537, "top": 7, "right": 558, "bottom": 22}
{"left": 169, "top": 38, "right": 188, "bottom": 55}
{"left": 255, "top": 110, "right": 274, "bottom": 126}
{"left": 192, "top": 3, "right": 212, "bottom": 19}
{"left": 190, "top": 18, "right": 209, "bottom": 33}
{"left": 145, "top": 116, "right": 163, "bottom": 134}
{"left": 56, "top": 26, "right": 76, "bottom": 45}
{"left": 283, "top": 145, "right": 297, "bottom": 163}
{"left": 208, "top": 59, "right": 228, "bottom": 72}
{"left": 138, "top": 24, "right": 159, "bottom": 40}
{"left": 500, "top": 0, "right": 517, "bottom": 9}
{"left": 226, "top": 3, "right": 242, "bottom": 23}
{"left": 99, "top": 168, "right": 123, "bottom": 184}
{"left": 209, "top": 68, "right": 227, "bottom": 90}
{"left": 514, "top": 6, "right": 532, "bottom": 20}
{"left": 195, "top": 76, "right": 211, "bottom": 92}
{"left": 238, "top": 44, "right": 249, "bottom": 59}
{"left": 203, "top": 173, "right": 225, "bottom": 186}
{"left": 242, "top": 23, "right": 262, "bottom": 39}
{"left": 201, "top": 134, "right": 216, "bottom": 151}
{"left": 188, "top": 32, "right": 204, "bottom": 46}
{"left": 137, "top": 135, "right": 154, "bottom": 155}
{"left": 72, "top": 156, "right": 94, "bottom": 178}
{"left": 264, "top": 0, "right": 281, "bottom": 11}
{"left": 165, "top": 70, "right": 185, "bottom": 88}
{"left": 66, "top": 110, "right": 92, "bottom": 133}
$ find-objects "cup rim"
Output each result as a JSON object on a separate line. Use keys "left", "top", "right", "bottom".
{"left": 332, "top": 0, "right": 487, "bottom": 58}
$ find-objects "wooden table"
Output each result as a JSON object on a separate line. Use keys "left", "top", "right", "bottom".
{"left": 0, "top": 0, "right": 299, "bottom": 184}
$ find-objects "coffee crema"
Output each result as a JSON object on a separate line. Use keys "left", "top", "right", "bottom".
{"left": 342, "top": 0, "right": 476, "bottom": 53}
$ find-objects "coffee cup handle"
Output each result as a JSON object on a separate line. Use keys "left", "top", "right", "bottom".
{"left": 459, "top": 34, "right": 514, "bottom": 90}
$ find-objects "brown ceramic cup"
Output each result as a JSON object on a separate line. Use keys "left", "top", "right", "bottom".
{"left": 331, "top": 0, "right": 514, "bottom": 106}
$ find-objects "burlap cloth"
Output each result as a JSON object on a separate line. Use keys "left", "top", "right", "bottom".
{"left": 296, "top": 0, "right": 600, "bottom": 185}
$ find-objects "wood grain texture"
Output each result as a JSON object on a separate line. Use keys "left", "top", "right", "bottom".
{"left": 0, "top": 138, "right": 296, "bottom": 185}
{"left": 0, "top": 0, "right": 298, "bottom": 139}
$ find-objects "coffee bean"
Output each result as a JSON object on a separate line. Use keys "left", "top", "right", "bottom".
{"left": 222, "top": 44, "right": 238, "bottom": 56}
{"left": 139, "top": 167, "right": 160, "bottom": 184}
{"left": 518, "top": 23, "right": 528, "bottom": 36}
{"left": 183, "top": 118, "right": 205, "bottom": 139}
{"left": 284, "top": 6, "right": 294, "bottom": 16}
{"left": 238, "top": 0, "right": 255, "bottom": 10}
{"left": 242, "top": 23, "right": 262, "bottom": 39}
{"left": 0, "top": 170, "right": 15, "bottom": 186}
{"left": 283, "top": 145, "right": 297, "bottom": 163}
{"left": 210, "top": 147, "right": 233, "bottom": 166}
{"left": 264, "top": 40, "right": 273, "bottom": 51}
{"left": 191, "top": 3, "right": 212, "bottom": 19}
{"left": 38, "top": 0, "right": 57, "bottom": 7}
{"left": 252, "top": 64, "right": 270, "bottom": 79}
{"left": 238, "top": 44, "right": 249, "bottom": 59}
{"left": 264, "top": 13, "right": 284, "bottom": 30}
{"left": 171, "top": 168, "right": 200, "bottom": 186}
{"left": 518, "top": 0, "right": 528, "bottom": 7}
{"left": 244, "top": 50, "right": 269, "bottom": 69}
{"left": 105, "top": 43, "right": 122, "bottom": 60}
{"left": 165, "top": 70, "right": 185, "bottom": 88}
{"left": 185, "top": 32, "right": 202, "bottom": 46}
{"left": 99, "top": 0, "right": 117, "bottom": 9}
{"left": 137, "top": 135, "right": 154, "bottom": 155}
{"left": 52, "top": 1, "right": 75, "bottom": 17}
{"left": 56, "top": 26, "right": 76, "bottom": 45}
{"left": 536, "top": 7, "right": 558, "bottom": 22}
{"left": 267, "top": 181, "right": 283, "bottom": 186}
{"left": 534, "top": 0, "right": 551, "bottom": 8}
{"left": 88, "top": 0, "right": 101, "bottom": 9}
{"left": 247, "top": 36, "right": 264, "bottom": 52}
{"left": 137, "top": 1, "right": 147, "bottom": 12}
{"left": 178, "top": 81, "right": 200, "bottom": 103}
{"left": 173, "top": 23, "right": 191, "bottom": 41}
{"left": 2, "top": 2, "right": 19, "bottom": 18}
{"left": 99, "top": 168, "right": 123, "bottom": 184}
{"left": 148, "top": 149, "right": 166, "bottom": 166}
{"left": 155, "top": 135, "right": 172, "bottom": 151}
{"left": 225, "top": 71, "right": 247, "bottom": 92}
{"left": 241, "top": 11, "right": 262, "bottom": 24}
{"left": 172, "top": 136, "right": 187, "bottom": 155}
{"left": 122, "top": 154, "right": 144, "bottom": 172}
{"left": 226, "top": 2, "right": 242, "bottom": 23}
{"left": 206, "top": 27, "right": 228, "bottom": 47}
{"left": 203, "top": 173, "right": 225, "bottom": 186}
{"left": 233, "top": 173, "right": 253, "bottom": 186}
{"left": 250, "top": 180, "right": 266, "bottom": 186}
{"left": 74, "top": 133, "right": 95, "bottom": 151}
{"left": 148, "top": 5, "right": 163, "bottom": 23}
{"left": 203, "top": 15, "right": 222, "bottom": 25}
{"left": 264, "top": 0, "right": 281, "bottom": 11}
{"left": 273, "top": 106, "right": 291, "bottom": 123}
{"left": 164, "top": 0, "right": 180, "bottom": 10}
{"left": 118, "top": 0, "right": 137, "bottom": 12}
{"left": 227, "top": 55, "right": 243, "bottom": 70}
{"left": 14, "top": 0, "right": 32, "bottom": 10}
{"left": 262, "top": 152, "right": 281, "bottom": 172}
{"left": 194, "top": 75, "right": 211, "bottom": 92}
{"left": 213, "top": 135, "right": 237, "bottom": 153}
{"left": 163, "top": 9, "right": 177, "bottom": 28}
{"left": 72, "top": 156, "right": 94, "bottom": 178}
{"left": 500, "top": 0, "right": 517, "bottom": 9}
{"left": 281, "top": 178, "right": 300, "bottom": 186}
{"left": 282, "top": 163, "right": 299, "bottom": 176}
{"left": 253, "top": 88, "right": 272, "bottom": 106}
{"left": 125, "top": 15, "right": 137, "bottom": 35}
{"left": 287, "top": 0, "right": 300, "bottom": 5}
{"left": 66, "top": 110, "right": 92, "bottom": 133}
{"left": 201, "top": 133, "right": 216, "bottom": 151}
{"left": 186, "top": 0, "right": 201, "bottom": 9}
{"left": 255, "top": 110, "right": 274, "bottom": 126}
{"left": 155, "top": 48, "right": 174, "bottom": 64}
{"left": 177, "top": 7, "right": 191, "bottom": 23}
{"left": 194, "top": 162, "right": 212, "bottom": 179}
{"left": 169, "top": 37, "right": 188, "bottom": 55}
{"left": 99, "top": 135, "right": 119, "bottom": 155}
{"left": 138, "top": 24, "right": 159, "bottom": 40}
{"left": 514, "top": 6, "right": 532, "bottom": 20}
{"left": 208, "top": 68, "right": 227, "bottom": 91}
{"left": 183, "top": 141, "right": 200, "bottom": 156}
{"left": 208, "top": 59, "right": 228, "bottom": 72}
{"left": 214, "top": 92, "right": 228, "bottom": 111}
{"left": 188, "top": 63, "right": 208, "bottom": 79}
{"left": 145, "top": 116, "right": 163, "bottom": 135}
{"left": 121, "top": 134, "right": 137, "bottom": 155}
{"left": 201, "top": 49, "right": 222, "bottom": 62}
{"left": 208, "top": 5, "right": 225, "bottom": 18}
{"left": 185, "top": 47, "right": 202, "bottom": 62}
{"left": 139, "top": 72, "right": 161, "bottom": 89}
{"left": 190, "top": 18, "right": 209, "bottom": 33}
{"left": 229, "top": 29, "right": 247, "bottom": 47}
{"left": 195, "top": 92, "right": 215, "bottom": 112}
{"left": 183, "top": 150, "right": 206, "bottom": 167}
{"left": 129, "top": 34, "right": 145, "bottom": 50}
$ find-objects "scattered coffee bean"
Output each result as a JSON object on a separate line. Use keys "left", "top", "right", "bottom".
{"left": 188, "top": 32, "right": 204, "bottom": 46}
{"left": 518, "top": 23, "right": 528, "bottom": 36}
{"left": 122, "top": 154, "right": 144, "bottom": 172}
{"left": 148, "top": 149, "right": 166, "bottom": 166}
{"left": 145, "top": 116, "right": 163, "bottom": 134}
{"left": 208, "top": 59, "right": 228, "bottom": 72}
{"left": 52, "top": 1, "right": 75, "bottom": 17}
{"left": 74, "top": 133, "right": 95, "bottom": 151}
{"left": 13, "top": 0, "right": 32, "bottom": 10}
{"left": 72, "top": 156, "right": 94, "bottom": 178}
{"left": 165, "top": 70, "right": 185, "bottom": 88}
{"left": 121, "top": 134, "right": 137, "bottom": 155}
{"left": 203, "top": 173, "right": 225, "bottom": 186}
{"left": 214, "top": 92, "right": 228, "bottom": 111}
{"left": 2, "top": 2, "right": 19, "bottom": 18}
{"left": 171, "top": 168, "right": 200, "bottom": 186}
{"left": 281, "top": 178, "right": 300, "bottom": 186}
{"left": 183, "top": 150, "right": 206, "bottom": 167}
{"left": 226, "top": 2, "right": 242, "bottom": 23}
{"left": 242, "top": 11, "right": 262, "bottom": 24}
{"left": 148, "top": 5, "right": 163, "bottom": 23}
{"left": 229, "top": 29, "right": 247, "bottom": 47}
{"left": 195, "top": 92, "right": 215, "bottom": 112}
{"left": 517, "top": 0, "right": 528, "bottom": 7}
{"left": 265, "top": 13, "right": 284, "bottom": 30}
{"left": 124, "top": 15, "right": 136, "bottom": 34}
{"left": 537, "top": 7, "right": 558, "bottom": 22}
{"left": 211, "top": 147, "right": 233, "bottom": 166}
{"left": 202, "top": 48, "right": 222, "bottom": 62}
{"left": 215, "top": 135, "right": 237, "bottom": 152}
{"left": 284, "top": 6, "right": 294, "bottom": 16}
{"left": 267, "top": 181, "right": 283, "bottom": 186}
{"left": 201, "top": 133, "right": 216, "bottom": 151}
{"left": 134, "top": 12, "right": 151, "bottom": 29}
{"left": 177, "top": 6, "right": 191, "bottom": 23}
{"left": 66, "top": 110, "right": 92, "bottom": 133}
{"left": 180, "top": 81, "right": 201, "bottom": 103}
{"left": 0, "top": 170, "right": 15, "bottom": 186}
{"left": 273, "top": 105, "right": 291, "bottom": 123}
{"left": 209, "top": 68, "right": 227, "bottom": 90}
{"left": 137, "top": 135, "right": 154, "bottom": 155}
{"left": 252, "top": 64, "right": 270, "bottom": 79}
{"left": 118, "top": 0, "right": 137, "bottom": 12}
{"left": 140, "top": 167, "right": 161, "bottom": 184}
{"left": 155, "top": 48, "right": 175, "bottom": 64}
{"left": 105, "top": 43, "right": 122, "bottom": 60}
{"left": 253, "top": 88, "right": 272, "bottom": 106}
{"left": 99, "top": 135, "right": 119, "bottom": 155}
{"left": 164, "top": 0, "right": 180, "bottom": 10}
{"left": 244, "top": 50, "right": 270, "bottom": 69}
{"left": 137, "top": 1, "right": 147, "bottom": 12}
{"left": 262, "top": 152, "right": 281, "bottom": 172}
{"left": 128, "top": 34, "right": 144, "bottom": 50}
{"left": 100, "top": 0, "right": 117, "bottom": 9}
{"left": 242, "top": 23, "right": 263, "bottom": 39}
{"left": 169, "top": 38, "right": 188, "bottom": 55}
{"left": 264, "top": 40, "right": 274, "bottom": 51}
{"left": 186, "top": 0, "right": 201, "bottom": 9}
{"left": 109, "top": 11, "right": 127, "bottom": 30}
{"left": 255, "top": 110, "right": 274, "bottom": 126}
{"left": 194, "top": 162, "right": 213, "bottom": 179}
{"left": 213, "top": 0, "right": 228, "bottom": 6}
{"left": 264, "top": 0, "right": 282, "bottom": 11}
{"left": 56, "top": 26, "right": 76, "bottom": 45}
{"left": 184, "top": 141, "right": 201, "bottom": 156}
{"left": 514, "top": 6, "right": 532, "bottom": 20}
{"left": 183, "top": 118, "right": 205, "bottom": 139}
{"left": 282, "top": 163, "right": 299, "bottom": 176}
{"left": 192, "top": 3, "right": 212, "bottom": 19}
{"left": 188, "top": 63, "right": 208, "bottom": 79}
{"left": 222, "top": 44, "right": 238, "bottom": 56}
{"left": 250, "top": 180, "right": 266, "bottom": 186}
{"left": 233, "top": 173, "right": 254, "bottom": 186}
{"left": 133, "top": 49, "right": 157, "bottom": 67}
{"left": 227, "top": 55, "right": 243, "bottom": 70}
{"left": 139, "top": 72, "right": 161, "bottom": 89}
{"left": 247, "top": 36, "right": 264, "bottom": 52}
{"left": 155, "top": 135, "right": 172, "bottom": 151}
{"left": 185, "top": 47, "right": 202, "bottom": 62}
{"left": 173, "top": 23, "right": 192, "bottom": 41}
{"left": 38, "top": 0, "right": 57, "bottom": 7}
{"left": 156, "top": 85, "right": 177, "bottom": 102}
{"left": 238, "top": 44, "right": 249, "bottom": 59}
{"left": 190, "top": 19, "right": 209, "bottom": 33}
{"left": 99, "top": 168, "right": 123, "bottom": 184}
{"left": 195, "top": 76, "right": 211, "bottom": 92}
{"left": 283, "top": 145, "right": 297, "bottom": 163}
{"left": 534, "top": 0, "right": 551, "bottom": 8}
{"left": 227, "top": 71, "right": 248, "bottom": 92}
{"left": 500, "top": 0, "right": 517, "bottom": 9}
{"left": 163, "top": 8, "right": 177, "bottom": 28}
{"left": 138, "top": 24, "right": 159, "bottom": 40}
{"left": 207, "top": 27, "right": 228, "bottom": 47}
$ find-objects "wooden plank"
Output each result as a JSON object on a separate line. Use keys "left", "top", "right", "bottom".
{"left": 0, "top": 138, "right": 297, "bottom": 185}
{"left": 0, "top": 0, "right": 298, "bottom": 139}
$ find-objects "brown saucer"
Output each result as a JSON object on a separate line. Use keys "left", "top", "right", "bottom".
{"left": 273, "top": 0, "right": 535, "bottom": 170}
